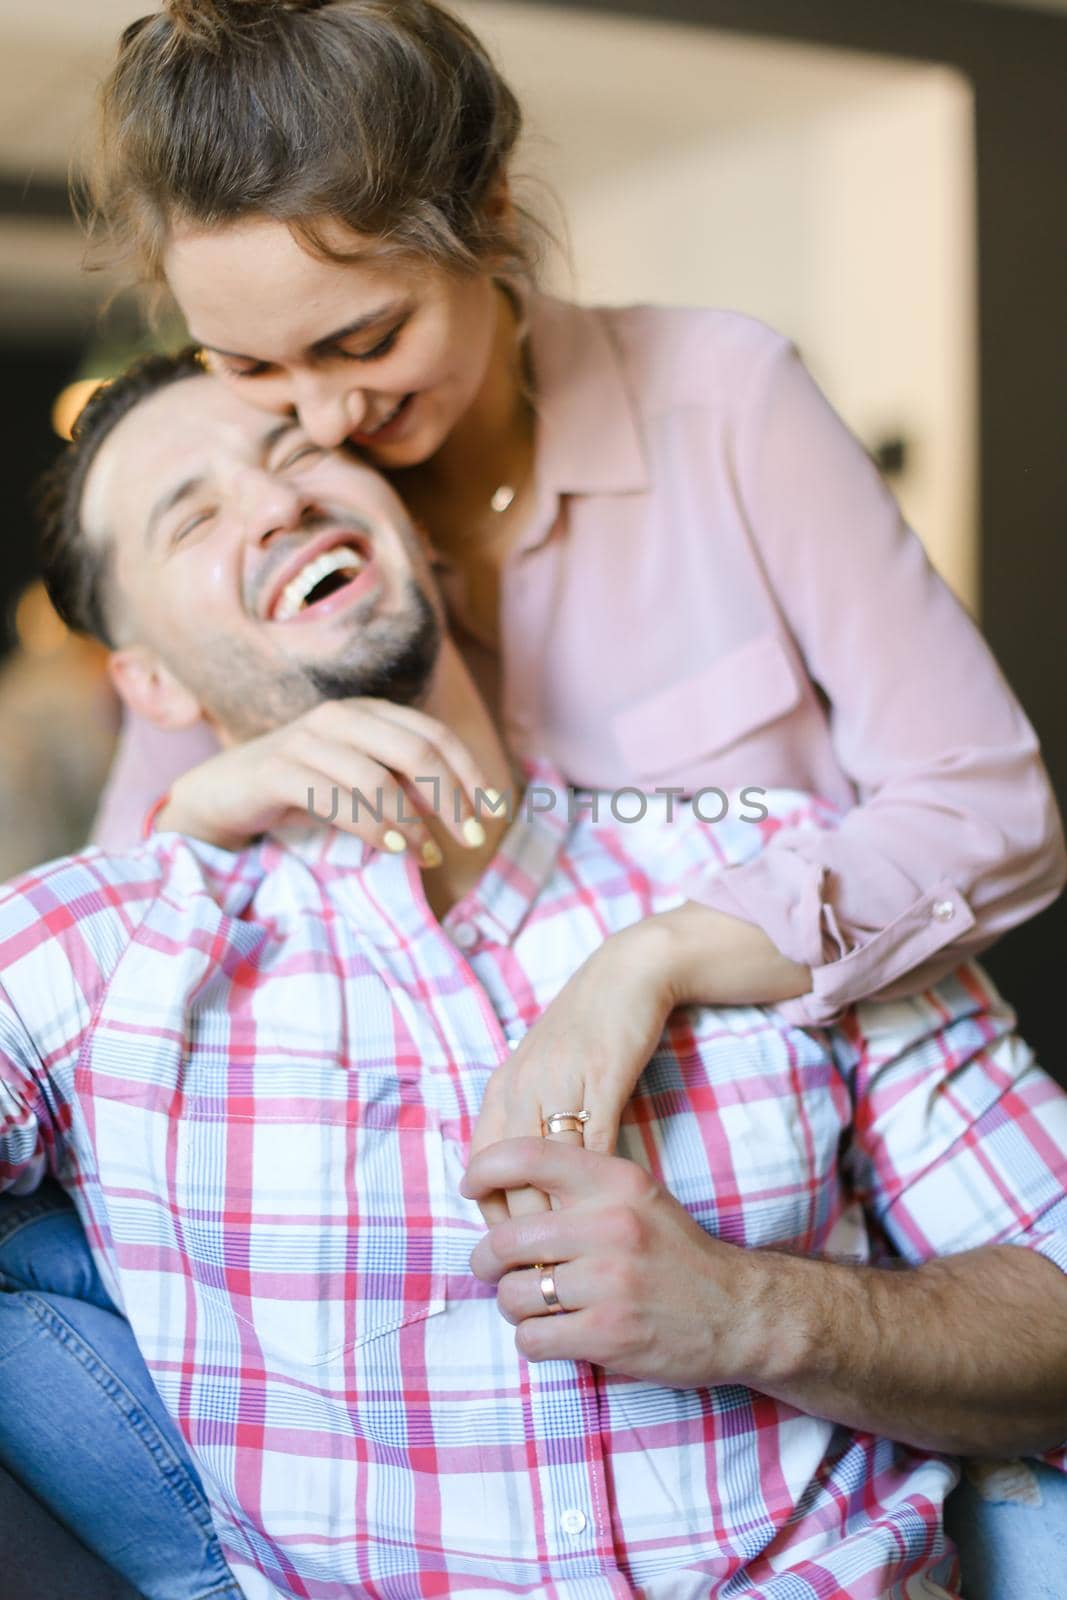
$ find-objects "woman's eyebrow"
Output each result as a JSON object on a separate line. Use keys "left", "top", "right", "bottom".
{"left": 306, "top": 300, "right": 409, "bottom": 356}
{"left": 198, "top": 300, "right": 410, "bottom": 364}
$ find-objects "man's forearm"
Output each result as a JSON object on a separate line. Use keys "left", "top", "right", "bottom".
{"left": 734, "top": 1242, "right": 1067, "bottom": 1457}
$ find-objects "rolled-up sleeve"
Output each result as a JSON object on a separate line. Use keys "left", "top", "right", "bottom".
{"left": 838, "top": 969, "right": 1067, "bottom": 1275}
{"left": 693, "top": 337, "right": 1065, "bottom": 1025}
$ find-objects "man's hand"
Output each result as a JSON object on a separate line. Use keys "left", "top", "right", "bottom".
{"left": 155, "top": 697, "right": 491, "bottom": 859}
{"left": 462, "top": 1138, "right": 763, "bottom": 1388}
{"left": 463, "top": 1140, "right": 1067, "bottom": 1459}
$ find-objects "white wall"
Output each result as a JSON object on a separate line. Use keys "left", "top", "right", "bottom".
{"left": 804, "top": 74, "right": 977, "bottom": 613}
{"left": 464, "top": 2, "right": 978, "bottom": 611}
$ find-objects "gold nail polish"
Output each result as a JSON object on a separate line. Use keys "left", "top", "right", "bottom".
{"left": 462, "top": 817, "right": 487, "bottom": 848}
{"left": 482, "top": 786, "right": 503, "bottom": 810}
{"left": 420, "top": 839, "right": 444, "bottom": 868}
{"left": 382, "top": 829, "right": 407, "bottom": 854}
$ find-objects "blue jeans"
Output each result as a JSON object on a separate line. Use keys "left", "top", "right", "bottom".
{"left": 946, "top": 1457, "right": 1067, "bottom": 1599}
{"left": 0, "top": 1181, "right": 240, "bottom": 1600}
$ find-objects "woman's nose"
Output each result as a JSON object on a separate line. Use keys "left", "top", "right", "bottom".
{"left": 293, "top": 378, "right": 367, "bottom": 450}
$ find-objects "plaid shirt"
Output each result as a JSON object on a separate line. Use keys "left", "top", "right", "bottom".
{"left": 2, "top": 769, "right": 1066, "bottom": 1599}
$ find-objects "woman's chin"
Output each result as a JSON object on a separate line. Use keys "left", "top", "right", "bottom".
{"left": 360, "top": 417, "right": 446, "bottom": 470}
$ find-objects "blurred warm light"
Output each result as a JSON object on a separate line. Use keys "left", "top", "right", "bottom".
{"left": 52, "top": 378, "right": 108, "bottom": 442}
{"left": 14, "top": 582, "right": 69, "bottom": 658}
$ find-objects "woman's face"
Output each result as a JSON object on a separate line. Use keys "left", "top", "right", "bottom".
{"left": 164, "top": 217, "right": 501, "bottom": 467}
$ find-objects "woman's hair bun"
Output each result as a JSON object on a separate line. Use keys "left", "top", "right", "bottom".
{"left": 163, "top": 0, "right": 329, "bottom": 46}
{"left": 98, "top": 0, "right": 537, "bottom": 288}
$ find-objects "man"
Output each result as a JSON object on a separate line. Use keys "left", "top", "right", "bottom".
{"left": 2, "top": 352, "right": 1067, "bottom": 1599}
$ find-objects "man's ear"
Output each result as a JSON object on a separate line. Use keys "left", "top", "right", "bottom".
{"left": 107, "top": 645, "right": 204, "bottom": 730}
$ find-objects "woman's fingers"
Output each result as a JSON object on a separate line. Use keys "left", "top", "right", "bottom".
{"left": 476, "top": 1189, "right": 512, "bottom": 1229}
{"left": 162, "top": 695, "right": 494, "bottom": 858}
{"left": 359, "top": 700, "right": 498, "bottom": 817}
{"left": 312, "top": 699, "right": 498, "bottom": 849}
{"left": 503, "top": 1185, "right": 551, "bottom": 1218}
{"left": 490, "top": 1053, "right": 589, "bottom": 1220}
{"left": 283, "top": 734, "right": 440, "bottom": 857}
{"left": 468, "top": 1063, "right": 553, "bottom": 1222}
{"left": 504, "top": 1115, "right": 587, "bottom": 1218}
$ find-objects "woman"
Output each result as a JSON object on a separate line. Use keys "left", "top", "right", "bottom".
{"left": 86, "top": 0, "right": 1063, "bottom": 1172}
{"left": 2, "top": 1, "right": 1063, "bottom": 1594}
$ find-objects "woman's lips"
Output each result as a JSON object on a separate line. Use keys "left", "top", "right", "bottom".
{"left": 350, "top": 392, "right": 415, "bottom": 447}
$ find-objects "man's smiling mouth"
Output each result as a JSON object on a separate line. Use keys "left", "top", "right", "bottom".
{"left": 267, "top": 534, "right": 376, "bottom": 623}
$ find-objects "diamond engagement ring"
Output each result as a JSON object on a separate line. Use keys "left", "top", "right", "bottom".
{"left": 541, "top": 1110, "right": 591, "bottom": 1137}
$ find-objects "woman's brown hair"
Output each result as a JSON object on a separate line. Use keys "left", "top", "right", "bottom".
{"left": 87, "top": 0, "right": 537, "bottom": 282}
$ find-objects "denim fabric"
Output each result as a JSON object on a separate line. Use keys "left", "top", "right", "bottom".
{"left": 946, "top": 1458, "right": 1067, "bottom": 1600}
{"left": 0, "top": 1181, "right": 241, "bottom": 1600}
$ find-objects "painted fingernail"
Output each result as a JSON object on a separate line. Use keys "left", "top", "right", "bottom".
{"left": 482, "top": 786, "right": 503, "bottom": 810}
{"left": 462, "top": 817, "right": 487, "bottom": 848}
{"left": 420, "top": 839, "right": 444, "bottom": 868}
{"left": 382, "top": 830, "right": 407, "bottom": 854}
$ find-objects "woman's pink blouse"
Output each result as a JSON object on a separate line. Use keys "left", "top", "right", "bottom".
{"left": 92, "top": 295, "right": 1066, "bottom": 1025}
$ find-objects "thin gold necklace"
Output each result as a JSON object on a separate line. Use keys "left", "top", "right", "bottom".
{"left": 486, "top": 325, "right": 536, "bottom": 516}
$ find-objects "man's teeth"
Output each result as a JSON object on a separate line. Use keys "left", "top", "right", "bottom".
{"left": 274, "top": 545, "right": 365, "bottom": 621}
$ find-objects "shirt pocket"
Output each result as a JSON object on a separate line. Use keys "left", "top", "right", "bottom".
{"left": 611, "top": 631, "right": 801, "bottom": 781}
{"left": 171, "top": 1062, "right": 449, "bottom": 1369}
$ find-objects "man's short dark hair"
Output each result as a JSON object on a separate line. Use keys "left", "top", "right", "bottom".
{"left": 37, "top": 347, "right": 206, "bottom": 648}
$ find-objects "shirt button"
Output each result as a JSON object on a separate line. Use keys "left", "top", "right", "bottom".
{"left": 450, "top": 920, "right": 480, "bottom": 952}
{"left": 559, "top": 1508, "right": 587, "bottom": 1536}
{"left": 932, "top": 899, "right": 956, "bottom": 923}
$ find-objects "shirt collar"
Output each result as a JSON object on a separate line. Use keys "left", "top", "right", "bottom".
{"left": 264, "top": 758, "right": 574, "bottom": 950}
{"left": 454, "top": 758, "right": 571, "bottom": 947}
{"left": 526, "top": 293, "right": 649, "bottom": 502}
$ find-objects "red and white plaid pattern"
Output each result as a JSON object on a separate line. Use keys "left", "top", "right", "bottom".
{"left": 2, "top": 769, "right": 1066, "bottom": 1598}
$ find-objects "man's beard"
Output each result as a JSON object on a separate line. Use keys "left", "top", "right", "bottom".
{"left": 304, "top": 583, "right": 441, "bottom": 708}
{"left": 187, "top": 579, "right": 444, "bottom": 743}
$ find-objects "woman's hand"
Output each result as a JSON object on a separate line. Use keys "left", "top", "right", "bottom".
{"left": 466, "top": 906, "right": 812, "bottom": 1226}
{"left": 153, "top": 697, "right": 492, "bottom": 860}
{"left": 467, "top": 921, "right": 678, "bottom": 1226}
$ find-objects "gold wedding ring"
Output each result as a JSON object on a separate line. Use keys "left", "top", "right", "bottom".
{"left": 541, "top": 1109, "right": 591, "bottom": 1137}
{"left": 534, "top": 1263, "right": 564, "bottom": 1313}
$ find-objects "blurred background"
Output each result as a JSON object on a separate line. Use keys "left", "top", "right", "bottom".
{"left": 0, "top": 0, "right": 1064, "bottom": 1065}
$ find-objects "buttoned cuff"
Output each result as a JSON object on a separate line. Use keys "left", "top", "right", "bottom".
{"left": 691, "top": 854, "right": 976, "bottom": 1027}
